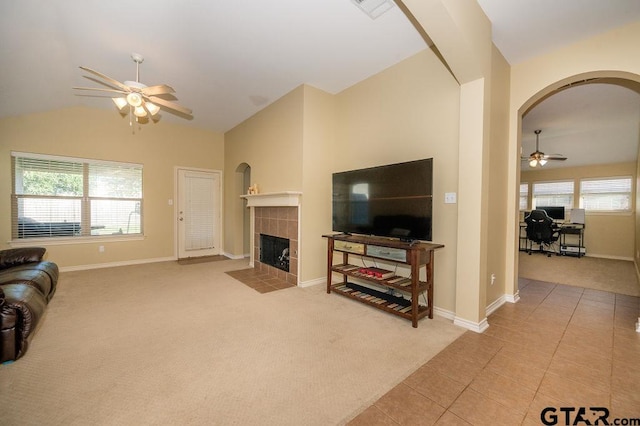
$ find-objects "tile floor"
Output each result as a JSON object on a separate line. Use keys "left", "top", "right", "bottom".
{"left": 348, "top": 278, "right": 640, "bottom": 425}
{"left": 226, "top": 267, "right": 296, "bottom": 293}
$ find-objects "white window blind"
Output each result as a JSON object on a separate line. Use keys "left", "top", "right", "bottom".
{"left": 12, "top": 152, "right": 143, "bottom": 240}
{"left": 532, "top": 181, "right": 574, "bottom": 210}
{"left": 580, "top": 177, "right": 632, "bottom": 212}
{"left": 519, "top": 183, "right": 528, "bottom": 211}
{"left": 184, "top": 174, "right": 215, "bottom": 251}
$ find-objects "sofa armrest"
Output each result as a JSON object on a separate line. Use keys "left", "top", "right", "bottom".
{"left": 1, "top": 284, "right": 47, "bottom": 362}
{"left": 0, "top": 247, "right": 46, "bottom": 270}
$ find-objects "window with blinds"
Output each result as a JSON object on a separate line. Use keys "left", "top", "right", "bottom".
{"left": 580, "top": 177, "right": 632, "bottom": 212}
{"left": 532, "top": 180, "right": 574, "bottom": 210}
{"left": 519, "top": 183, "right": 528, "bottom": 211}
{"left": 11, "top": 152, "right": 143, "bottom": 240}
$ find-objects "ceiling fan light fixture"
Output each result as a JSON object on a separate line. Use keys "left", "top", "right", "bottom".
{"left": 539, "top": 158, "right": 547, "bottom": 166}
{"left": 112, "top": 97, "right": 128, "bottom": 110}
{"left": 134, "top": 105, "right": 147, "bottom": 117}
{"left": 126, "top": 92, "right": 143, "bottom": 107}
{"left": 145, "top": 101, "right": 160, "bottom": 116}
{"left": 529, "top": 158, "right": 538, "bottom": 168}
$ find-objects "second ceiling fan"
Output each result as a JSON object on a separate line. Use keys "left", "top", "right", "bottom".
{"left": 523, "top": 129, "right": 567, "bottom": 168}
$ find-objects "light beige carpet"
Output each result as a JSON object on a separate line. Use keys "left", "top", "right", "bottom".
{"left": 0, "top": 259, "right": 464, "bottom": 425}
{"left": 519, "top": 253, "right": 640, "bottom": 296}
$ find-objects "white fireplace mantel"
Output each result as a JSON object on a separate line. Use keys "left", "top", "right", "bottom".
{"left": 241, "top": 191, "right": 302, "bottom": 207}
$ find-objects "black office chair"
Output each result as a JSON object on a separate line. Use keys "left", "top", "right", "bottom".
{"left": 524, "top": 209, "right": 560, "bottom": 257}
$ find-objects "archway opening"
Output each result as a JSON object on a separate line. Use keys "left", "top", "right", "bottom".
{"left": 514, "top": 72, "right": 640, "bottom": 291}
{"left": 235, "top": 162, "right": 252, "bottom": 256}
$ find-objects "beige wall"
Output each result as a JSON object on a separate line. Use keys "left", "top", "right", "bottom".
{"left": 485, "top": 45, "right": 511, "bottom": 307}
{"left": 300, "top": 85, "right": 336, "bottom": 282}
{"left": 403, "top": 0, "right": 501, "bottom": 327}
{"left": 636, "top": 135, "right": 640, "bottom": 267}
{"left": 0, "top": 106, "right": 224, "bottom": 268}
{"left": 223, "top": 86, "right": 305, "bottom": 257}
{"left": 521, "top": 162, "right": 636, "bottom": 259}
{"left": 333, "top": 48, "right": 461, "bottom": 310}
{"left": 222, "top": 47, "right": 461, "bottom": 308}
{"left": 506, "top": 20, "right": 640, "bottom": 291}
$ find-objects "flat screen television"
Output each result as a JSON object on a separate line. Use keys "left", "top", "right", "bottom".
{"left": 332, "top": 158, "right": 433, "bottom": 241}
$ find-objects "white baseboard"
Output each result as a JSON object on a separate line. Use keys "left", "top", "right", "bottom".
{"left": 485, "top": 291, "right": 520, "bottom": 317}
{"left": 299, "top": 277, "right": 326, "bottom": 288}
{"left": 222, "top": 252, "right": 245, "bottom": 260}
{"left": 586, "top": 253, "right": 634, "bottom": 261}
{"left": 636, "top": 318, "right": 640, "bottom": 333}
{"left": 505, "top": 291, "right": 520, "bottom": 303}
{"left": 433, "top": 306, "right": 455, "bottom": 321}
{"left": 454, "top": 316, "right": 489, "bottom": 333}
{"left": 485, "top": 296, "right": 506, "bottom": 316}
{"left": 59, "top": 256, "right": 176, "bottom": 272}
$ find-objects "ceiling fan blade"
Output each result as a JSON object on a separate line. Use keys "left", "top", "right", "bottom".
{"left": 543, "top": 154, "right": 567, "bottom": 160}
{"left": 79, "top": 66, "right": 131, "bottom": 92}
{"left": 148, "top": 96, "right": 192, "bottom": 116}
{"left": 73, "top": 87, "right": 128, "bottom": 95}
{"left": 141, "top": 84, "right": 175, "bottom": 96}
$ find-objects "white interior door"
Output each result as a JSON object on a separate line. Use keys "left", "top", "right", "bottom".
{"left": 177, "top": 169, "right": 221, "bottom": 259}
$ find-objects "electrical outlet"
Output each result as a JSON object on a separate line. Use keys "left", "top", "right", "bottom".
{"left": 444, "top": 192, "right": 457, "bottom": 204}
{"left": 490, "top": 273, "right": 496, "bottom": 285}
{"left": 99, "top": 245, "right": 105, "bottom": 253}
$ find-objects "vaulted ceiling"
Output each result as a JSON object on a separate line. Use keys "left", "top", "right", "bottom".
{"left": 1, "top": 0, "right": 639, "bottom": 168}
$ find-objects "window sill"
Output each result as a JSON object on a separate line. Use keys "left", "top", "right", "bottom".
{"left": 585, "top": 210, "right": 633, "bottom": 216}
{"left": 8, "top": 234, "right": 145, "bottom": 247}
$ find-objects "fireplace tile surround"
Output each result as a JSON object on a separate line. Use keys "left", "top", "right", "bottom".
{"left": 254, "top": 206, "right": 298, "bottom": 285}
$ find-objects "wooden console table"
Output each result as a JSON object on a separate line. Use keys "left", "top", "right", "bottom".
{"left": 323, "top": 234, "right": 444, "bottom": 328}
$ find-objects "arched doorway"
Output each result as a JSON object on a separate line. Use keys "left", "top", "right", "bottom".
{"left": 235, "top": 163, "right": 252, "bottom": 257}
{"left": 510, "top": 71, "right": 640, "bottom": 295}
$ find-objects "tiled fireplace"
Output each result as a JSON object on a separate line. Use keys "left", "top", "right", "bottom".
{"left": 254, "top": 207, "right": 298, "bottom": 284}
{"left": 242, "top": 192, "right": 301, "bottom": 286}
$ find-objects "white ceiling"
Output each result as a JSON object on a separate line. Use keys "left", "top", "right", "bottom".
{"left": 520, "top": 81, "right": 640, "bottom": 169}
{"left": 476, "top": 0, "right": 640, "bottom": 65}
{"left": 476, "top": 0, "right": 640, "bottom": 170}
{"left": 1, "top": 0, "right": 639, "bottom": 168}
{"left": 0, "top": 0, "right": 427, "bottom": 132}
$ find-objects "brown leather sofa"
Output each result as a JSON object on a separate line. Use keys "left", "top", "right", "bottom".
{"left": 0, "top": 247, "right": 58, "bottom": 363}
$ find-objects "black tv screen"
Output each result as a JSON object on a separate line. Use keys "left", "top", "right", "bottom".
{"left": 332, "top": 158, "right": 433, "bottom": 241}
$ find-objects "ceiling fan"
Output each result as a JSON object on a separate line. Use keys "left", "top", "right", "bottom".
{"left": 73, "top": 53, "right": 192, "bottom": 123}
{"left": 522, "top": 129, "right": 567, "bottom": 168}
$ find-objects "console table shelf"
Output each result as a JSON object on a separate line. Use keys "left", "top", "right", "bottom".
{"left": 330, "top": 283, "right": 431, "bottom": 322}
{"left": 323, "top": 234, "right": 444, "bottom": 328}
{"left": 331, "top": 263, "right": 429, "bottom": 293}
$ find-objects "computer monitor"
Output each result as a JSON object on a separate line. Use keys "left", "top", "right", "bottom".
{"left": 536, "top": 206, "right": 565, "bottom": 221}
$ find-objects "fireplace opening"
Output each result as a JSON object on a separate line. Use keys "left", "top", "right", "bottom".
{"left": 260, "top": 234, "right": 290, "bottom": 272}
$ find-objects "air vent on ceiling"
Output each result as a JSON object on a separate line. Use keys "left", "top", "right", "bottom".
{"left": 351, "top": 0, "right": 395, "bottom": 19}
